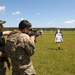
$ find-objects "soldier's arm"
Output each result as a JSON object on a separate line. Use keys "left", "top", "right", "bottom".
{"left": 25, "top": 36, "right": 35, "bottom": 56}
{"left": 3, "top": 30, "right": 12, "bottom": 36}
{"left": 25, "top": 41, "right": 35, "bottom": 56}
{"left": 0, "top": 48, "right": 6, "bottom": 57}
{"left": 0, "top": 51, "right": 2, "bottom": 57}
{"left": 0, "top": 47, "right": 6, "bottom": 57}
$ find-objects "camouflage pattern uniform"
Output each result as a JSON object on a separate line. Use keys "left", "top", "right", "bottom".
{"left": 5, "top": 30, "right": 36, "bottom": 75}
{"left": 0, "top": 20, "right": 10, "bottom": 75}
{"left": 0, "top": 31, "right": 6, "bottom": 75}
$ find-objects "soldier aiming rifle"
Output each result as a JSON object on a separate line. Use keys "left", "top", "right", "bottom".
{"left": 5, "top": 20, "right": 36, "bottom": 75}
{"left": 29, "top": 29, "right": 41, "bottom": 43}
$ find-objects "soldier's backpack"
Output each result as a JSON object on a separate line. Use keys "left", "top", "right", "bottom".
{"left": 5, "top": 31, "right": 21, "bottom": 58}
{"left": 5, "top": 31, "right": 30, "bottom": 60}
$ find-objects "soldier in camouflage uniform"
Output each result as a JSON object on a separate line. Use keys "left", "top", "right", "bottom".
{"left": 5, "top": 20, "right": 36, "bottom": 75}
{"left": 0, "top": 20, "right": 10, "bottom": 75}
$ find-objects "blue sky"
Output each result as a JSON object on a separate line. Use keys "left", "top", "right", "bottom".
{"left": 0, "top": 0, "right": 75, "bottom": 28}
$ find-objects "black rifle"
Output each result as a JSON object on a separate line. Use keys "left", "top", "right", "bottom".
{"left": 28, "top": 29, "right": 40, "bottom": 43}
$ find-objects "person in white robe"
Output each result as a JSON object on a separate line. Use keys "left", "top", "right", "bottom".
{"left": 55, "top": 29, "right": 63, "bottom": 50}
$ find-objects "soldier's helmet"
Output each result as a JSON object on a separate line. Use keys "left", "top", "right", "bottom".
{"left": 0, "top": 20, "right": 6, "bottom": 25}
{"left": 19, "top": 20, "right": 32, "bottom": 30}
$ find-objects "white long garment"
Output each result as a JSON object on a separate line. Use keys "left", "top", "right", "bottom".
{"left": 55, "top": 32, "right": 63, "bottom": 43}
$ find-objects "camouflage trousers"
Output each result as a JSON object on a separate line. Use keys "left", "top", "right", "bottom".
{"left": 12, "top": 69, "right": 36, "bottom": 75}
{"left": 0, "top": 67, "right": 6, "bottom": 75}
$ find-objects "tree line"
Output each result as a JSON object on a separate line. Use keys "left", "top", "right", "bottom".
{"left": 3, "top": 27, "right": 75, "bottom": 31}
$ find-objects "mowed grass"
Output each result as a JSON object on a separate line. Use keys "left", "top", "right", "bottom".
{"left": 5, "top": 31, "right": 75, "bottom": 75}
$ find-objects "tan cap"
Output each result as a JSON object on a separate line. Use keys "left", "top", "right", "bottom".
{"left": 0, "top": 20, "right": 6, "bottom": 24}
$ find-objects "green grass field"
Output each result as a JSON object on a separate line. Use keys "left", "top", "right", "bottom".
{"left": 5, "top": 31, "right": 75, "bottom": 75}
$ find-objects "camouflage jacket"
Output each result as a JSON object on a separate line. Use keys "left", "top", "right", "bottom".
{"left": 5, "top": 30, "right": 36, "bottom": 75}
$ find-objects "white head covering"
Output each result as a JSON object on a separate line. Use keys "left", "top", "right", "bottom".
{"left": 57, "top": 29, "right": 60, "bottom": 33}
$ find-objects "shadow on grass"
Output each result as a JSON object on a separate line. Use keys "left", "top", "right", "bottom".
{"left": 48, "top": 48, "right": 63, "bottom": 50}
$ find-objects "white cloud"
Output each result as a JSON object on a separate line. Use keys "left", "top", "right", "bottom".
{"left": 0, "top": 6, "right": 5, "bottom": 13}
{"left": 12, "top": 11, "right": 20, "bottom": 15}
{"left": 37, "top": 13, "right": 40, "bottom": 15}
{"left": 63, "top": 20, "right": 75, "bottom": 24}
{"left": 17, "top": 18, "right": 24, "bottom": 21}
{"left": 21, "top": 18, "right": 24, "bottom": 20}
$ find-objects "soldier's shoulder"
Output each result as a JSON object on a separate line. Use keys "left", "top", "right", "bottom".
{"left": 20, "top": 33, "right": 30, "bottom": 40}
{"left": 8, "top": 30, "right": 20, "bottom": 36}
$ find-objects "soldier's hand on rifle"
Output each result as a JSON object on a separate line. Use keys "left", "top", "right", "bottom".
{"left": 30, "top": 36, "right": 35, "bottom": 43}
